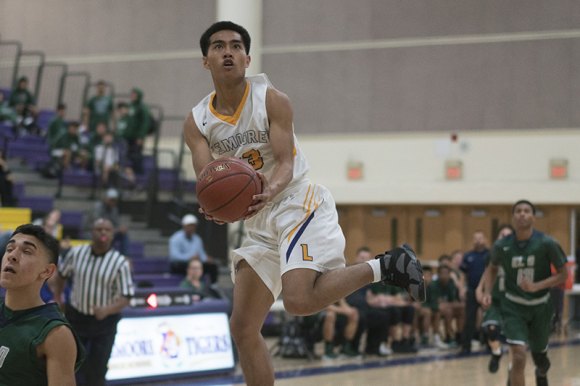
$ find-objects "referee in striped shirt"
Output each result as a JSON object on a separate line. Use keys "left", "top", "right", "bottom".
{"left": 50, "top": 218, "right": 134, "bottom": 386}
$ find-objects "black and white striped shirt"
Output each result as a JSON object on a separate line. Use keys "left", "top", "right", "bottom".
{"left": 59, "top": 244, "right": 135, "bottom": 315}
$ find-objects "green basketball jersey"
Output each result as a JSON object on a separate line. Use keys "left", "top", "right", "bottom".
{"left": 0, "top": 299, "right": 84, "bottom": 385}
{"left": 490, "top": 230, "right": 566, "bottom": 305}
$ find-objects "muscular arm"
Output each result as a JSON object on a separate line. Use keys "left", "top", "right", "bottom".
{"left": 247, "top": 87, "right": 294, "bottom": 214}
{"left": 183, "top": 112, "right": 214, "bottom": 177}
{"left": 39, "top": 326, "right": 78, "bottom": 386}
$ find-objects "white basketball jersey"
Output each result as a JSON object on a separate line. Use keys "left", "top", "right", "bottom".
{"left": 191, "top": 73, "right": 309, "bottom": 199}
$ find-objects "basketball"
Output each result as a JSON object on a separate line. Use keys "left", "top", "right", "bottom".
{"left": 196, "top": 157, "right": 262, "bottom": 223}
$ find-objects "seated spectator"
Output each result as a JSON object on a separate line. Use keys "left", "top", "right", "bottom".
{"left": 429, "top": 264, "right": 464, "bottom": 349}
{"left": 9, "top": 76, "right": 37, "bottom": 134}
{"left": 320, "top": 298, "right": 360, "bottom": 359}
{"left": 169, "top": 214, "right": 218, "bottom": 283}
{"left": 346, "top": 246, "right": 395, "bottom": 357}
{"left": 114, "top": 102, "right": 130, "bottom": 139}
{"left": 51, "top": 121, "right": 88, "bottom": 170}
{"left": 0, "top": 91, "right": 17, "bottom": 126}
{"left": 94, "top": 131, "right": 122, "bottom": 189}
{"left": 179, "top": 257, "right": 223, "bottom": 301}
{"left": 0, "top": 150, "right": 16, "bottom": 207}
{"left": 413, "top": 265, "right": 434, "bottom": 347}
{"left": 86, "top": 188, "right": 129, "bottom": 255}
{"left": 46, "top": 104, "right": 67, "bottom": 149}
{"left": 378, "top": 285, "right": 418, "bottom": 354}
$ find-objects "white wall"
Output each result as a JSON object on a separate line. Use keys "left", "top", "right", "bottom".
{"left": 160, "top": 128, "right": 580, "bottom": 205}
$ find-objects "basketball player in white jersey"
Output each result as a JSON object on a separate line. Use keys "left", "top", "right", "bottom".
{"left": 184, "top": 21, "right": 425, "bottom": 386}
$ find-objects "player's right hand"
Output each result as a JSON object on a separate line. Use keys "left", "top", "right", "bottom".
{"left": 479, "top": 293, "right": 492, "bottom": 310}
{"left": 198, "top": 207, "right": 226, "bottom": 225}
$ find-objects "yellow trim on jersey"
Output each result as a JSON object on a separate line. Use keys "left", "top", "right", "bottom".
{"left": 209, "top": 81, "right": 250, "bottom": 125}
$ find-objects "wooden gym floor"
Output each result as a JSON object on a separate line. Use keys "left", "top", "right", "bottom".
{"left": 138, "top": 332, "right": 580, "bottom": 386}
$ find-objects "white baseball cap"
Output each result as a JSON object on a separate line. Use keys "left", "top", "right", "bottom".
{"left": 182, "top": 214, "right": 198, "bottom": 226}
{"left": 106, "top": 188, "right": 119, "bottom": 199}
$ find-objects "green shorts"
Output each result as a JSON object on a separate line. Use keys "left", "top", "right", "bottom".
{"left": 482, "top": 297, "right": 502, "bottom": 328}
{"left": 501, "top": 297, "right": 553, "bottom": 352}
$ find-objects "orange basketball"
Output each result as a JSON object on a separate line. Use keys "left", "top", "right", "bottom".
{"left": 196, "top": 157, "right": 262, "bottom": 223}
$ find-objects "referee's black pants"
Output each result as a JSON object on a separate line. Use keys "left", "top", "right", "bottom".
{"left": 66, "top": 305, "right": 121, "bottom": 386}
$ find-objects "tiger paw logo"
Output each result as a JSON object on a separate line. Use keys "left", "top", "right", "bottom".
{"left": 158, "top": 323, "right": 183, "bottom": 366}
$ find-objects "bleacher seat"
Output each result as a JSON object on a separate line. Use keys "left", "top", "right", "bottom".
{"left": 128, "top": 241, "right": 145, "bottom": 259}
{"left": 131, "top": 259, "right": 170, "bottom": 275}
{"left": 133, "top": 273, "right": 182, "bottom": 288}
{"left": 36, "top": 109, "right": 56, "bottom": 133}
{"left": 17, "top": 196, "right": 53, "bottom": 214}
{"left": 60, "top": 210, "right": 84, "bottom": 238}
{"left": 0, "top": 207, "right": 32, "bottom": 231}
{"left": 61, "top": 169, "right": 94, "bottom": 187}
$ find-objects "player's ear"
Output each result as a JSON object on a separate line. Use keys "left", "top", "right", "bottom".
{"left": 202, "top": 56, "right": 210, "bottom": 69}
{"left": 40, "top": 263, "right": 57, "bottom": 281}
{"left": 245, "top": 55, "right": 251, "bottom": 69}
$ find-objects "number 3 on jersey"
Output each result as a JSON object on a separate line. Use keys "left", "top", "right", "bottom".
{"left": 242, "top": 149, "right": 264, "bottom": 170}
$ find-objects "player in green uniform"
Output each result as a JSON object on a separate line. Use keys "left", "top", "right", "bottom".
{"left": 476, "top": 224, "right": 513, "bottom": 373}
{"left": 480, "top": 200, "right": 567, "bottom": 386}
{"left": 0, "top": 224, "right": 83, "bottom": 385}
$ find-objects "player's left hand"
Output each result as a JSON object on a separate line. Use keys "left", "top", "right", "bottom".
{"left": 519, "top": 278, "right": 537, "bottom": 293}
{"left": 244, "top": 172, "right": 270, "bottom": 220}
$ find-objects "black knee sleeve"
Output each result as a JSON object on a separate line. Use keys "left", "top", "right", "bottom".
{"left": 532, "top": 352, "right": 551, "bottom": 376}
{"left": 486, "top": 324, "right": 500, "bottom": 341}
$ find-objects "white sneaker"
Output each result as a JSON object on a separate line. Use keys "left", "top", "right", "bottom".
{"left": 434, "top": 335, "right": 448, "bottom": 350}
{"left": 379, "top": 342, "right": 393, "bottom": 356}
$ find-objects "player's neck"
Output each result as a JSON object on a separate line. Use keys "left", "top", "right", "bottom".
{"left": 213, "top": 79, "right": 248, "bottom": 115}
{"left": 515, "top": 227, "right": 533, "bottom": 241}
{"left": 5, "top": 287, "right": 44, "bottom": 311}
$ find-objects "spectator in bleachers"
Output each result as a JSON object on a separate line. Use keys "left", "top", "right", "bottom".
{"left": 0, "top": 91, "right": 18, "bottom": 126}
{"left": 429, "top": 264, "right": 464, "bottom": 349}
{"left": 46, "top": 104, "right": 67, "bottom": 150}
{"left": 93, "top": 131, "right": 121, "bottom": 189}
{"left": 413, "top": 265, "right": 434, "bottom": 347}
{"left": 32, "top": 208, "right": 71, "bottom": 252}
{"left": 84, "top": 80, "right": 113, "bottom": 134}
{"left": 87, "top": 188, "right": 129, "bottom": 255}
{"left": 179, "top": 257, "right": 223, "bottom": 301}
{"left": 345, "top": 246, "right": 395, "bottom": 357}
{"left": 123, "top": 88, "right": 151, "bottom": 174}
{"left": 381, "top": 285, "right": 418, "bottom": 354}
{"left": 113, "top": 102, "right": 130, "bottom": 139}
{"left": 169, "top": 214, "right": 218, "bottom": 283}
{"left": 319, "top": 298, "right": 361, "bottom": 359}
{"left": 9, "top": 76, "right": 37, "bottom": 134}
{"left": 51, "top": 121, "right": 88, "bottom": 170}
{"left": 0, "top": 150, "right": 16, "bottom": 207}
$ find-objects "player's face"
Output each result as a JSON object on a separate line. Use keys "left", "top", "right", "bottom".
{"left": 512, "top": 204, "right": 535, "bottom": 229}
{"left": 0, "top": 234, "right": 54, "bottom": 289}
{"left": 203, "top": 30, "right": 251, "bottom": 77}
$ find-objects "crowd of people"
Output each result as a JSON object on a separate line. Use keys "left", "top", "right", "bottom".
{"left": 1, "top": 77, "right": 153, "bottom": 193}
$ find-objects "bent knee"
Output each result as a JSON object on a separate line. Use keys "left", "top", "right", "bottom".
{"left": 283, "top": 297, "right": 318, "bottom": 316}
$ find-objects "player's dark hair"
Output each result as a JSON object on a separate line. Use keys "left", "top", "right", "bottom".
{"left": 10, "top": 224, "right": 59, "bottom": 265}
{"left": 512, "top": 199, "right": 536, "bottom": 215}
{"left": 200, "top": 21, "right": 251, "bottom": 56}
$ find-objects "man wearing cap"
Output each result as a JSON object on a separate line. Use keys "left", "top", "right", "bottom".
{"left": 168, "top": 214, "right": 217, "bottom": 282}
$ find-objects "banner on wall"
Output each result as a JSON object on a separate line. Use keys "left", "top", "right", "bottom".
{"left": 106, "top": 312, "right": 235, "bottom": 381}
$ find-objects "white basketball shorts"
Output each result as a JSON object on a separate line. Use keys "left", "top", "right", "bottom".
{"left": 231, "top": 179, "right": 346, "bottom": 299}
